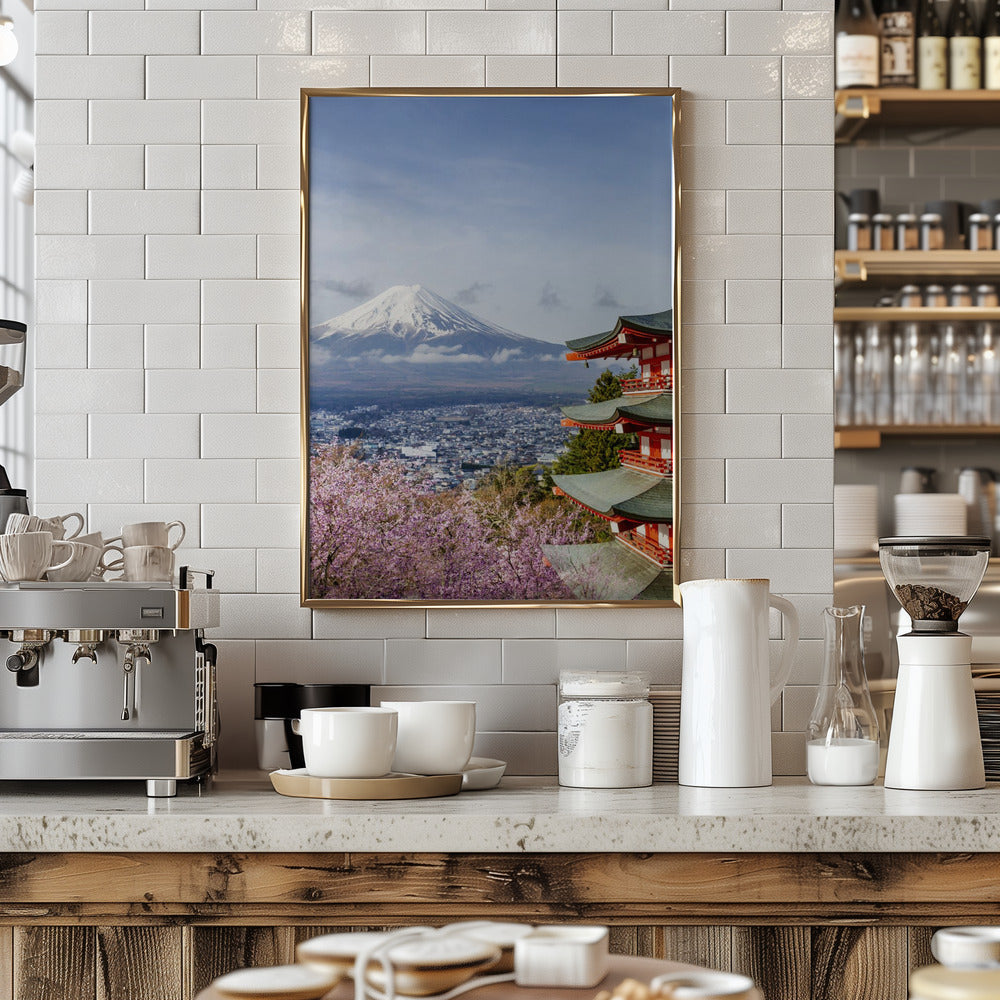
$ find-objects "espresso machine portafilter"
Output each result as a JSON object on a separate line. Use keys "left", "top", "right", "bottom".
{"left": 0, "top": 567, "right": 220, "bottom": 797}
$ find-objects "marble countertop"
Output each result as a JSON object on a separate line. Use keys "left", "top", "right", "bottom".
{"left": 3, "top": 775, "right": 1000, "bottom": 853}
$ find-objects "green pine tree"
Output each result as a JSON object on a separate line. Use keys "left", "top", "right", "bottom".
{"left": 549, "top": 366, "right": 638, "bottom": 477}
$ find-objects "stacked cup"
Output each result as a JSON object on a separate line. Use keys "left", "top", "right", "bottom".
{"left": 1, "top": 509, "right": 92, "bottom": 583}
{"left": 106, "top": 520, "right": 185, "bottom": 582}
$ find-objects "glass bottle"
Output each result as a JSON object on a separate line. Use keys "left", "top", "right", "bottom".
{"left": 807, "top": 606, "right": 880, "bottom": 786}
{"left": 917, "top": 0, "right": 948, "bottom": 88}
{"left": 837, "top": 0, "right": 882, "bottom": 87}
{"left": 948, "top": 0, "right": 981, "bottom": 89}
{"left": 986, "top": 0, "right": 1000, "bottom": 88}
{"left": 881, "top": 0, "right": 918, "bottom": 84}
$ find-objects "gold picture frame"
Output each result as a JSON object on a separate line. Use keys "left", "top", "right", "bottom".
{"left": 300, "top": 87, "right": 682, "bottom": 608}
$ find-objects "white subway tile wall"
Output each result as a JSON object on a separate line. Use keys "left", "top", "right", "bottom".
{"left": 33, "top": 2, "right": 834, "bottom": 773}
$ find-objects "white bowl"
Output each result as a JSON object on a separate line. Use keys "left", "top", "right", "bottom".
{"left": 650, "top": 971, "right": 762, "bottom": 999}
{"left": 212, "top": 964, "right": 341, "bottom": 1000}
{"left": 932, "top": 926, "right": 1000, "bottom": 968}
{"left": 461, "top": 757, "right": 507, "bottom": 790}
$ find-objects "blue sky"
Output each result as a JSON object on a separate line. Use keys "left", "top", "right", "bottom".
{"left": 308, "top": 93, "right": 674, "bottom": 344}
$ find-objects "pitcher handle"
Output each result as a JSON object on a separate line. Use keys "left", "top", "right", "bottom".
{"left": 768, "top": 595, "right": 800, "bottom": 704}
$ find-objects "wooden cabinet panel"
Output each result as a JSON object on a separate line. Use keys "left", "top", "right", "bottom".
{"left": 187, "top": 927, "right": 295, "bottom": 998}
{"left": 733, "top": 926, "right": 810, "bottom": 1000}
{"left": 14, "top": 927, "right": 95, "bottom": 1000}
{"left": 812, "top": 926, "right": 908, "bottom": 1000}
{"left": 96, "top": 926, "right": 182, "bottom": 1000}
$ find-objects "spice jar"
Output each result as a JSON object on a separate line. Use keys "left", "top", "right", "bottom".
{"left": 872, "top": 213, "right": 895, "bottom": 250}
{"left": 976, "top": 284, "right": 999, "bottom": 308}
{"left": 899, "top": 284, "right": 923, "bottom": 307}
{"left": 896, "top": 213, "right": 919, "bottom": 250}
{"left": 847, "top": 212, "right": 872, "bottom": 251}
{"left": 925, "top": 284, "right": 948, "bottom": 308}
{"left": 558, "top": 671, "right": 652, "bottom": 788}
{"left": 950, "top": 283, "right": 973, "bottom": 308}
{"left": 969, "top": 213, "right": 994, "bottom": 251}
{"left": 921, "top": 212, "right": 945, "bottom": 250}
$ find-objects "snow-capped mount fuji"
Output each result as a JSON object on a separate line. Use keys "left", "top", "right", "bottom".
{"left": 311, "top": 284, "right": 562, "bottom": 365}
{"left": 309, "top": 283, "right": 603, "bottom": 405}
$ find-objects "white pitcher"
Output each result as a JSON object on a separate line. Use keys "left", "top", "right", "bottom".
{"left": 678, "top": 578, "right": 799, "bottom": 788}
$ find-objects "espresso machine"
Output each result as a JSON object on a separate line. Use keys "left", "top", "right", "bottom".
{"left": 0, "top": 567, "right": 219, "bottom": 796}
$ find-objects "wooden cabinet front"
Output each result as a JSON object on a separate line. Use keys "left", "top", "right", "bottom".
{"left": 0, "top": 852, "right": 992, "bottom": 1000}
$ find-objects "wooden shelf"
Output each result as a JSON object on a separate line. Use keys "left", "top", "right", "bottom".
{"left": 836, "top": 250, "right": 1000, "bottom": 282}
{"left": 836, "top": 88, "right": 1000, "bottom": 140}
{"left": 834, "top": 307, "right": 1000, "bottom": 321}
{"left": 835, "top": 424, "right": 1000, "bottom": 449}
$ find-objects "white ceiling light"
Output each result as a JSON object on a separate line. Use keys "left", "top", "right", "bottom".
{"left": 0, "top": 8, "right": 17, "bottom": 67}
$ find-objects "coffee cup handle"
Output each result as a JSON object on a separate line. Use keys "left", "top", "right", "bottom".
{"left": 167, "top": 521, "right": 186, "bottom": 551}
{"left": 47, "top": 542, "right": 76, "bottom": 574}
{"left": 98, "top": 545, "right": 125, "bottom": 575}
{"left": 62, "top": 513, "right": 85, "bottom": 539}
{"left": 290, "top": 719, "right": 301, "bottom": 735}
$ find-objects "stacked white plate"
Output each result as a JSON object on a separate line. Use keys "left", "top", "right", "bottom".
{"left": 894, "top": 492, "right": 967, "bottom": 536}
{"left": 834, "top": 484, "right": 879, "bottom": 557}
{"left": 650, "top": 688, "right": 681, "bottom": 783}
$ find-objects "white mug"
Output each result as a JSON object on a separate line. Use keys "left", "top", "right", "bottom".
{"left": 678, "top": 579, "right": 799, "bottom": 789}
{"left": 0, "top": 531, "right": 75, "bottom": 582}
{"left": 45, "top": 541, "right": 101, "bottom": 583}
{"left": 40, "top": 511, "right": 84, "bottom": 540}
{"left": 123, "top": 545, "right": 174, "bottom": 582}
{"left": 109, "top": 520, "right": 185, "bottom": 551}
{"left": 379, "top": 700, "right": 476, "bottom": 775}
{"left": 290, "top": 707, "right": 398, "bottom": 779}
{"left": 4, "top": 513, "right": 42, "bottom": 534}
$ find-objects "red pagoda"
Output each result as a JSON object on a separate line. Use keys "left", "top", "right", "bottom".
{"left": 545, "top": 310, "right": 673, "bottom": 601}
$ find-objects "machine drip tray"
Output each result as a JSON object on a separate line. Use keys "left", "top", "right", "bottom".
{"left": 0, "top": 730, "right": 209, "bottom": 793}
{"left": 0, "top": 730, "right": 198, "bottom": 739}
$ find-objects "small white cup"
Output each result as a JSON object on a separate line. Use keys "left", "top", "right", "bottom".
{"left": 4, "top": 512, "right": 42, "bottom": 534}
{"left": 291, "top": 707, "right": 398, "bottom": 779}
{"left": 108, "top": 520, "right": 185, "bottom": 551}
{"left": 45, "top": 541, "right": 102, "bottom": 583}
{"left": 123, "top": 544, "right": 174, "bottom": 582}
{"left": 0, "top": 531, "right": 75, "bottom": 582}
{"left": 379, "top": 700, "right": 476, "bottom": 775}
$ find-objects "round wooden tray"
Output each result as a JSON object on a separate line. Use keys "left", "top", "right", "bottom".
{"left": 270, "top": 768, "right": 463, "bottom": 801}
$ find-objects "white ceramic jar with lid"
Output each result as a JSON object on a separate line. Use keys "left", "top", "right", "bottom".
{"left": 557, "top": 671, "right": 652, "bottom": 788}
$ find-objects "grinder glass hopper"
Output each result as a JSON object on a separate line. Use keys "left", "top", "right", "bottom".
{"left": 878, "top": 535, "right": 991, "bottom": 789}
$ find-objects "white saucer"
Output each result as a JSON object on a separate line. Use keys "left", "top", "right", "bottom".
{"left": 462, "top": 757, "right": 506, "bottom": 790}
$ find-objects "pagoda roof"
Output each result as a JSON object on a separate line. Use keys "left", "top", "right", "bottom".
{"left": 565, "top": 309, "right": 673, "bottom": 359}
{"left": 561, "top": 392, "right": 673, "bottom": 429}
{"left": 551, "top": 466, "right": 673, "bottom": 522}
{"left": 541, "top": 541, "right": 673, "bottom": 601}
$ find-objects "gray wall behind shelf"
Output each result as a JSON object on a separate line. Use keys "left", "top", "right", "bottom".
{"left": 31, "top": 1, "right": 835, "bottom": 776}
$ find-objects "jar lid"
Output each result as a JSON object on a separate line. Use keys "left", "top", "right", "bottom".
{"left": 559, "top": 670, "right": 650, "bottom": 698}
{"left": 970, "top": 213, "right": 991, "bottom": 223}
{"left": 847, "top": 212, "right": 870, "bottom": 222}
{"left": 921, "top": 213, "right": 944, "bottom": 223}
{"left": 872, "top": 213, "right": 893, "bottom": 223}
{"left": 910, "top": 965, "right": 1000, "bottom": 999}
{"left": 896, "top": 213, "right": 918, "bottom": 222}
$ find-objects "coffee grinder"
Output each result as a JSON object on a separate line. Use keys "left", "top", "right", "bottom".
{"left": 879, "top": 536, "right": 991, "bottom": 790}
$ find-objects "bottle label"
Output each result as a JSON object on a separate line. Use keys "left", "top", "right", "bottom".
{"left": 986, "top": 35, "right": 1000, "bottom": 89}
{"left": 950, "top": 35, "right": 982, "bottom": 88}
{"left": 918, "top": 35, "right": 947, "bottom": 88}
{"left": 837, "top": 34, "right": 880, "bottom": 87}
{"left": 880, "top": 11, "right": 916, "bottom": 82}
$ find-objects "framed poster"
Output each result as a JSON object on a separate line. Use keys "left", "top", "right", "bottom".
{"left": 301, "top": 88, "right": 680, "bottom": 608}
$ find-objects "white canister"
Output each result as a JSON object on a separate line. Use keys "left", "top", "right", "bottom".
{"left": 557, "top": 671, "right": 652, "bottom": 788}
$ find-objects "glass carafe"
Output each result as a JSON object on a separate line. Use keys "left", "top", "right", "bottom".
{"left": 806, "top": 605, "right": 880, "bottom": 785}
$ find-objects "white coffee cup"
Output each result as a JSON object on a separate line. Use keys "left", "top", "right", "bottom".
{"left": 41, "top": 511, "right": 84, "bottom": 540}
{"left": 290, "top": 707, "right": 398, "bottom": 779}
{"left": 0, "top": 531, "right": 75, "bottom": 582}
{"left": 45, "top": 541, "right": 102, "bottom": 583}
{"left": 108, "top": 520, "right": 185, "bottom": 551}
{"left": 379, "top": 701, "right": 476, "bottom": 775}
{"left": 123, "top": 544, "right": 174, "bottom": 582}
{"left": 93, "top": 543, "right": 126, "bottom": 580}
{"left": 4, "top": 512, "right": 42, "bottom": 534}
